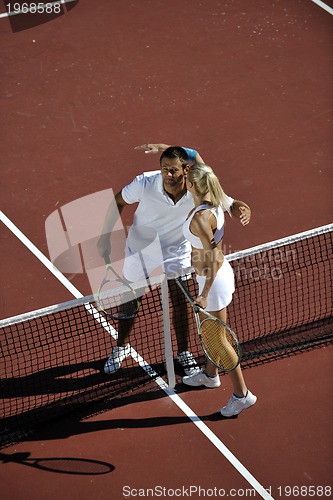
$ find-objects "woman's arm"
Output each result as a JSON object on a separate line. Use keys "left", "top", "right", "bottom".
{"left": 134, "top": 143, "right": 170, "bottom": 154}
{"left": 230, "top": 200, "right": 251, "bottom": 226}
{"left": 134, "top": 143, "right": 204, "bottom": 163}
{"left": 190, "top": 211, "right": 222, "bottom": 309}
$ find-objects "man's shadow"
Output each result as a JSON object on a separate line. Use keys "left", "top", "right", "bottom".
{"left": 18, "top": 383, "right": 237, "bottom": 444}
{"left": 5, "top": 0, "right": 79, "bottom": 33}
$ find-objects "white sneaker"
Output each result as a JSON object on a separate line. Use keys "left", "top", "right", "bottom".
{"left": 104, "top": 345, "right": 131, "bottom": 374}
{"left": 183, "top": 368, "right": 221, "bottom": 388}
{"left": 177, "top": 351, "right": 200, "bottom": 376}
{"left": 220, "top": 390, "right": 257, "bottom": 417}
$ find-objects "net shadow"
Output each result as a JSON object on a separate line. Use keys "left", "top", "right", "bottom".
{"left": 1, "top": 225, "right": 332, "bottom": 448}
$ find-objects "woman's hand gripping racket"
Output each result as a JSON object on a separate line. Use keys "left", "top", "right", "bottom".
{"left": 176, "top": 277, "right": 241, "bottom": 372}
{"left": 97, "top": 253, "right": 140, "bottom": 320}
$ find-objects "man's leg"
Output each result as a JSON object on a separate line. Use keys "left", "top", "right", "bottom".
{"left": 104, "top": 290, "right": 144, "bottom": 374}
{"left": 168, "top": 277, "right": 200, "bottom": 375}
{"left": 168, "top": 278, "right": 191, "bottom": 351}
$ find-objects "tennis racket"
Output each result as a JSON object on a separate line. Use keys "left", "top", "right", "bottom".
{"left": 176, "top": 277, "right": 241, "bottom": 372}
{"left": 97, "top": 253, "right": 140, "bottom": 320}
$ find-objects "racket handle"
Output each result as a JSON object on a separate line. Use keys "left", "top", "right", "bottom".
{"left": 176, "top": 277, "right": 201, "bottom": 312}
{"left": 176, "top": 277, "right": 212, "bottom": 317}
{"left": 103, "top": 252, "right": 111, "bottom": 265}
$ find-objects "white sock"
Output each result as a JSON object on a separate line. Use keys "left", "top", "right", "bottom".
{"left": 233, "top": 391, "right": 248, "bottom": 400}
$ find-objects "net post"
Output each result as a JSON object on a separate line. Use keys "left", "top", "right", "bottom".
{"left": 161, "top": 275, "right": 176, "bottom": 389}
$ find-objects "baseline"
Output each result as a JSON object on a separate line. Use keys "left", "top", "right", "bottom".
{"left": 310, "top": 0, "right": 333, "bottom": 15}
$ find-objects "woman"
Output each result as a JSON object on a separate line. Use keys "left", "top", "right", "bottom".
{"left": 182, "top": 163, "right": 257, "bottom": 417}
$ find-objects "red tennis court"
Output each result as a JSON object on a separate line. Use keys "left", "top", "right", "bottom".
{"left": 1, "top": 1, "right": 332, "bottom": 499}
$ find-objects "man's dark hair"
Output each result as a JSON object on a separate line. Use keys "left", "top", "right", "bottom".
{"left": 159, "top": 146, "right": 189, "bottom": 166}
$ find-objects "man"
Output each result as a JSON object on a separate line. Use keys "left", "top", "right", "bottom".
{"left": 97, "top": 144, "right": 204, "bottom": 375}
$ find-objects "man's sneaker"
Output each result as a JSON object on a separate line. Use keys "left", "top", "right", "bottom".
{"left": 220, "top": 390, "right": 257, "bottom": 417}
{"left": 104, "top": 345, "right": 131, "bottom": 374}
{"left": 177, "top": 351, "right": 200, "bottom": 376}
{"left": 183, "top": 368, "right": 221, "bottom": 388}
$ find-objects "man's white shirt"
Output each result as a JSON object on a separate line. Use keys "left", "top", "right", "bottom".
{"left": 121, "top": 170, "right": 194, "bottom": 280}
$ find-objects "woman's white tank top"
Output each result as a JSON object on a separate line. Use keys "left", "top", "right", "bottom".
{"left": 182, "top": 203, "right": 225, "bottom": 249}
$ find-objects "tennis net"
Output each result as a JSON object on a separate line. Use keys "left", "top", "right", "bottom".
{"left": 1, "top": 224, "right": 332, "bottom": 448}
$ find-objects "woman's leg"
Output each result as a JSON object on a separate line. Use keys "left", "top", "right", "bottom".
{"left": 207, "top": 307, "right": 247, "bottom": 397}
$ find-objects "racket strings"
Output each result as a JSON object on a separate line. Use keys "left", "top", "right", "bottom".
{"left": 200, "top": 319, "right": 239, "bottom": 371}
{"left": 99, "top": 287, "right": 139, "bottom": 320}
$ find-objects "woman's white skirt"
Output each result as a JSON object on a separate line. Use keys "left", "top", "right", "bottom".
{"left": 196, "top": 258, "right": 235, "bottom": 312}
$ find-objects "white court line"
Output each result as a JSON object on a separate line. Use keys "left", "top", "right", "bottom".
{"left": 0, "top": 210, "right": 273, "bottom": 499}
{"left": 0, "top": 0, "right": 77, "bottom": 19}
{"left": 310, "top": 0, "right": 333, "bottom": 15}
{"left": 0, "top": 211, "right": 83, "bottom": 298}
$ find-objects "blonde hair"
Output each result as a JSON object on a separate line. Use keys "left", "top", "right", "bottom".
{"left": 188, "top": 163, "right": 231, "bottom": 213}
